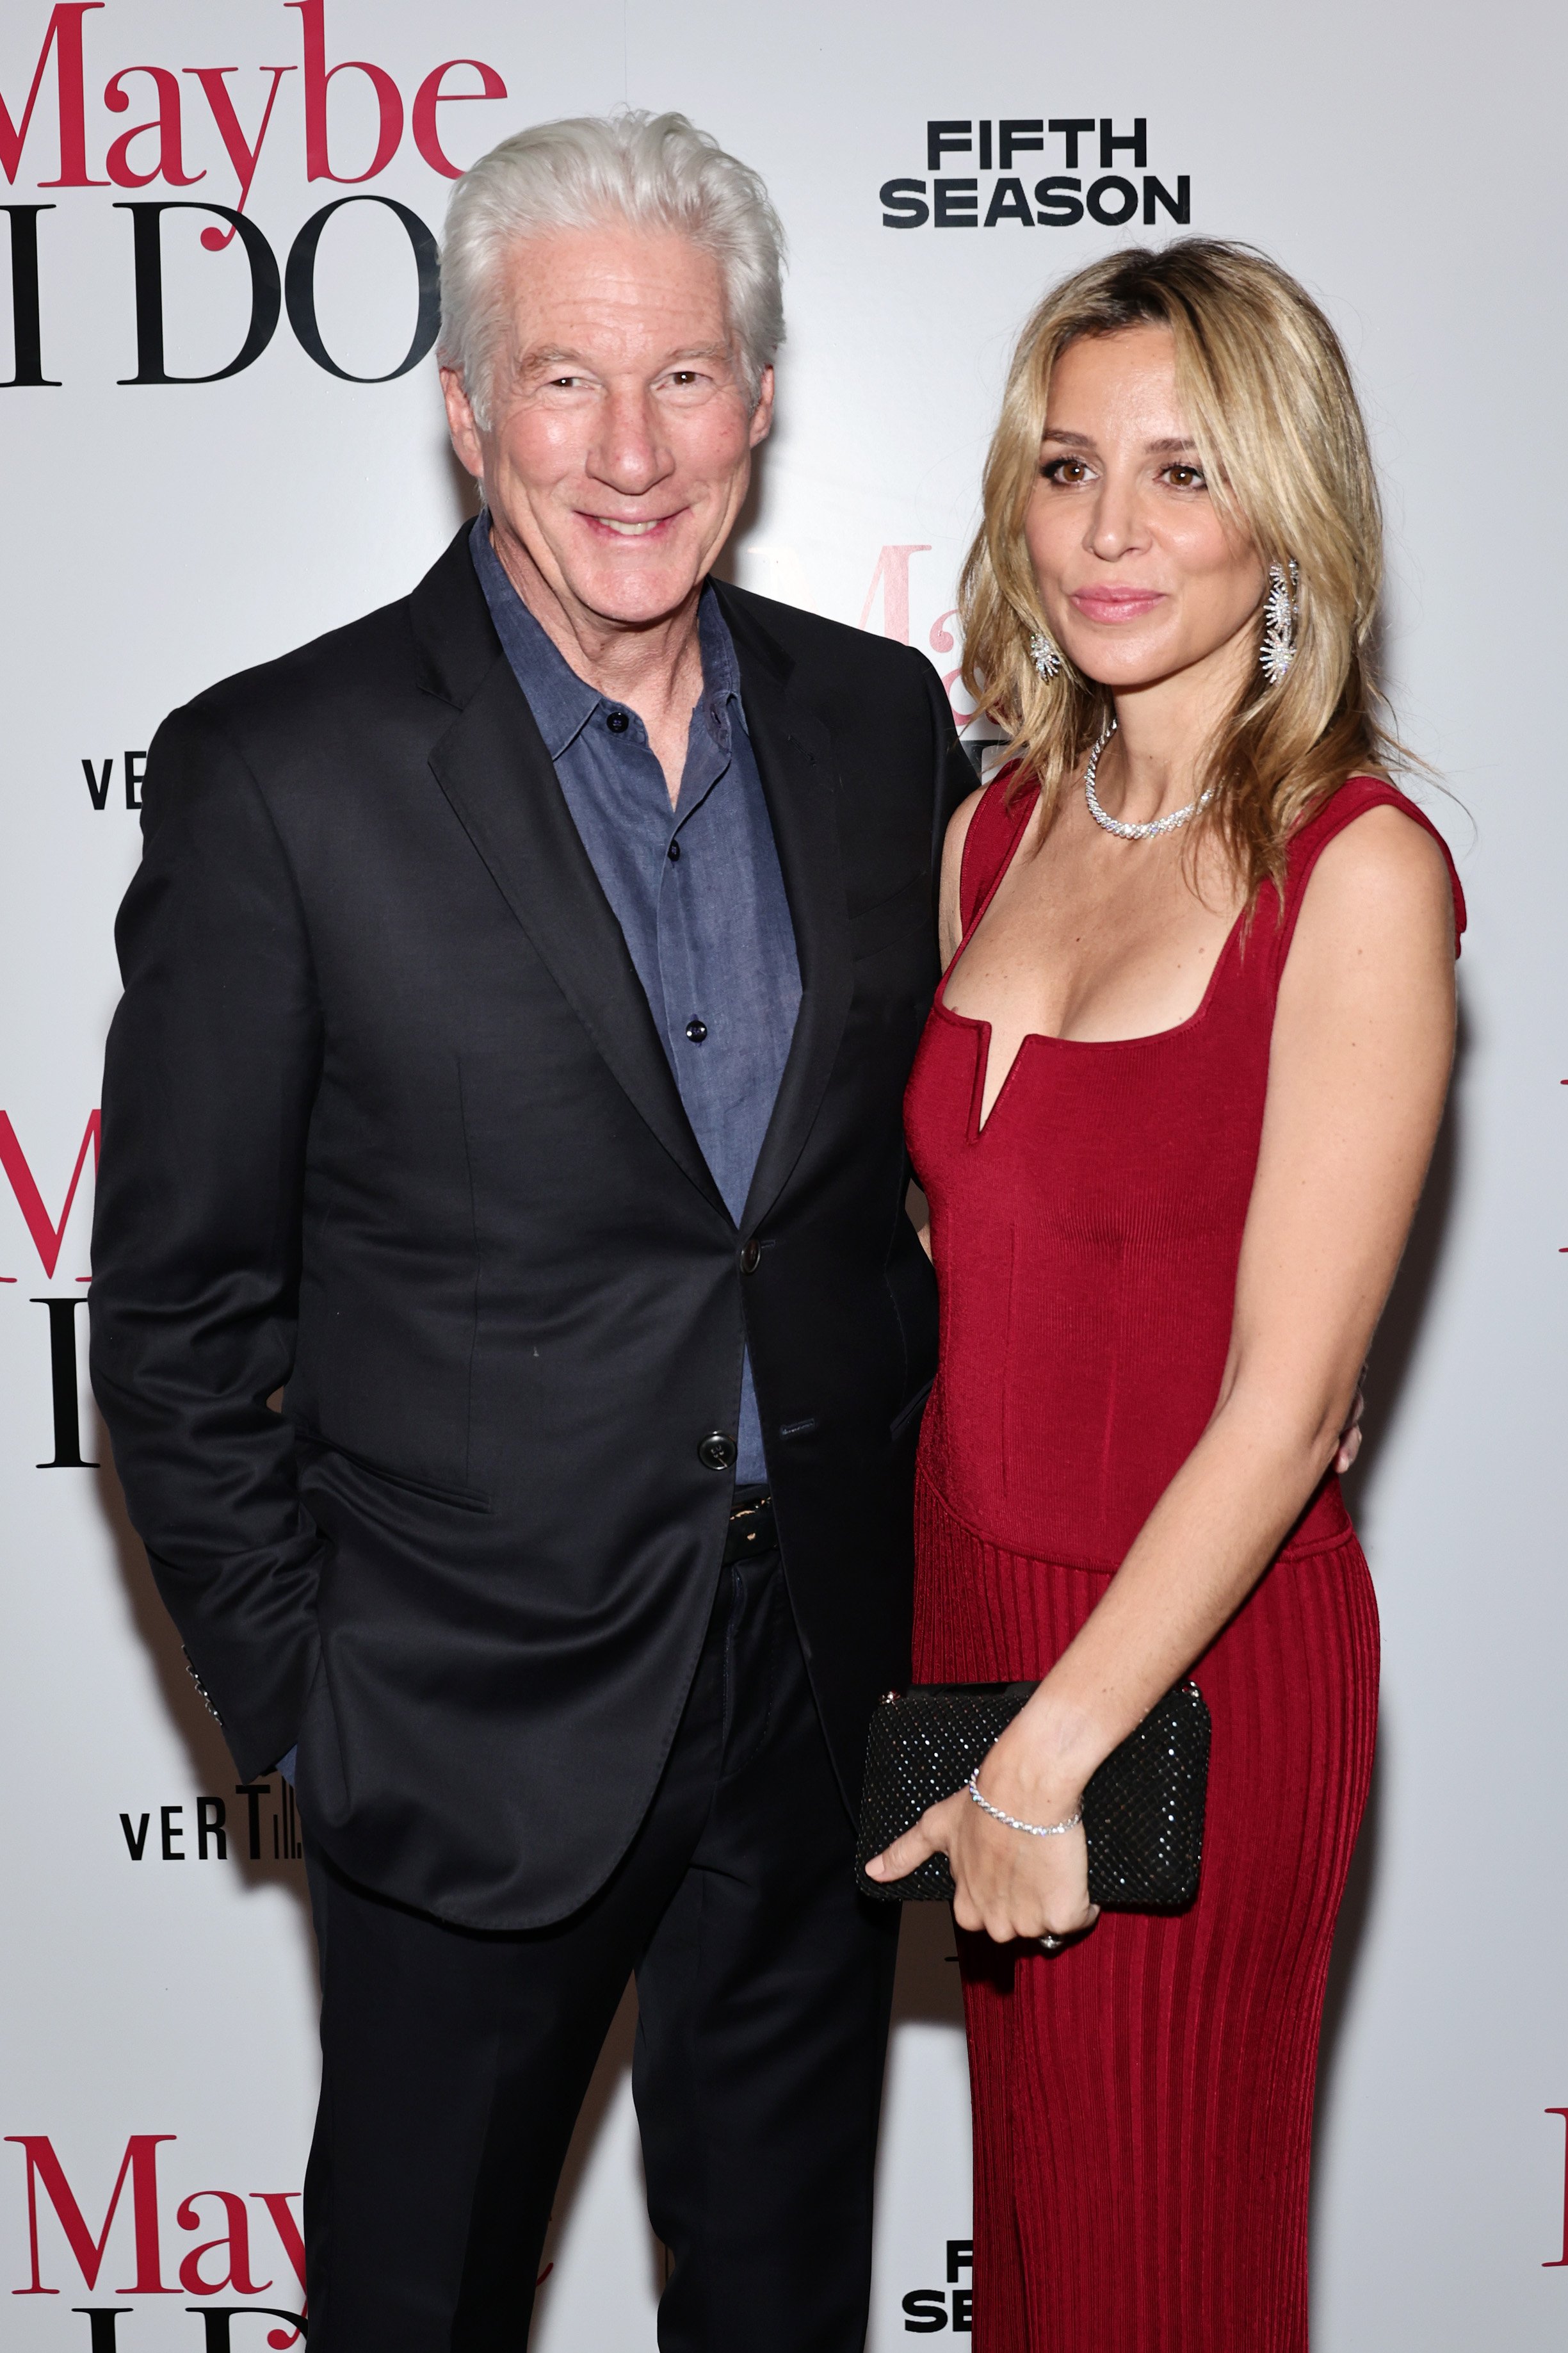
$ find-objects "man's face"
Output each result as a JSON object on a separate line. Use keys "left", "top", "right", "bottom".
{"left": 442, "top": 223, "right": 773, "bottom": 633}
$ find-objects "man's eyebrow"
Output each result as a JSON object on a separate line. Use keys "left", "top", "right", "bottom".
{"left": 517, "top": 341, "right": 733, "bottom": 374}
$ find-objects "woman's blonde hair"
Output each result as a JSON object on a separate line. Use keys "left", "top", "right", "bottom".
{"left": 959, "top": 239, "right": 1394, "bottom": 897}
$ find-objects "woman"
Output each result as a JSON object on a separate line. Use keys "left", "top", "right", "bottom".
{"left": 866, "top": 241, "right": 1462, "bottom": 2347}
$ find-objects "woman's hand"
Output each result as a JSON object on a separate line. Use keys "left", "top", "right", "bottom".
{"left": 866, "top": 1743, "right": 1099, "bottom": 1946}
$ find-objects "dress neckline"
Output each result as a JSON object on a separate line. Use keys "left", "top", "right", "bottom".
{"left": 936, "top": 780, "right": 1252, "bottom": 1135}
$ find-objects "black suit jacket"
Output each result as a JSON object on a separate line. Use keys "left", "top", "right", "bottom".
{"left": 90, "top": 523, "right": 971, "bottom": 1929}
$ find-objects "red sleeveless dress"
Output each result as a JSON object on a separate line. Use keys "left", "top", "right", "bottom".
{"left": 905, "top": 774, "right": 1464, "bottom": 2352}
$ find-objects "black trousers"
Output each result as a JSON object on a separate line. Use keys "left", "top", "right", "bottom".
{"left": 302, "top": 1547, "right": 901, "bottom": 2350}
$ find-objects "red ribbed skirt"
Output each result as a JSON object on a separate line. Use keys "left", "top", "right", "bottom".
{"left": 912, "top": 1474, "right": 1380, "bottom": 2352}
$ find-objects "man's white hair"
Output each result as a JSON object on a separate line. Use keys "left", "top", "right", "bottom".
{"left": 439, "top": 110, "right": 787, "bottom": 428}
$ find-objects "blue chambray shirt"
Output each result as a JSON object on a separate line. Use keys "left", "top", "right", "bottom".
{"left": 470, "top": 516, "right": 802, "bottom": 1486}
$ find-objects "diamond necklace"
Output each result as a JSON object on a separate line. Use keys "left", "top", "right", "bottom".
{"left": 1083, "top": 720, "right": 1213, "bottom": 842}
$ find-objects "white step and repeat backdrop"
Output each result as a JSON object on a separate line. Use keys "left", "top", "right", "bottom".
{"left": 1, "top": 1, "right": 1564, "bottom": 2345}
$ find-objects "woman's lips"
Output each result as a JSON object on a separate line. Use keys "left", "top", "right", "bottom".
{"left": 1069, "top": 588, "right": 1166, "bottom": 622}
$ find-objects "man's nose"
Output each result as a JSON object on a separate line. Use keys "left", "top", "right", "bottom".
{"left": 588, "top": 389, "right": 672, "bottom": 494}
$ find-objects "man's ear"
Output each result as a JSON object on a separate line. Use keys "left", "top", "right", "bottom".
{"left": 748, "top": 364, "right": 776, "bottom": 450}
{"left": 440, "top": 365, "right": 485, "bottom": 482}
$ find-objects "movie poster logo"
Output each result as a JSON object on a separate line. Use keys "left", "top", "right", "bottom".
{"left": 879, "top": 118, "right": 1190, "bottom": 233}
{"left": 1, "top": 1, "right": 510, "bottom": 387}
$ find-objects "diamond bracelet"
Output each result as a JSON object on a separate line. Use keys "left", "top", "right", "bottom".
{"left": 965, "top": 1771, "right": 1082, "bottom": 1839}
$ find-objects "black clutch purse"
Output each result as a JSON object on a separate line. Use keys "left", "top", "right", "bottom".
{"left": 855, "top": 1679, "right": 1211, "bottom": 1910}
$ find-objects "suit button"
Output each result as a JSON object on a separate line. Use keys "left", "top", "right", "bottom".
{"left": 685, "top": 1017, "right": 707, "bottom": 1043}
{"left": 740, "top": 1238, "right": 761, "bottom": 1274}
{"left": 698, "top": 1431, "right": 737, "bottom": 1471}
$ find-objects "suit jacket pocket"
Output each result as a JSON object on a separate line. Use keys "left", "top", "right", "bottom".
{"left": 293, "top": 1424, "right": 492, "bottom": 1513}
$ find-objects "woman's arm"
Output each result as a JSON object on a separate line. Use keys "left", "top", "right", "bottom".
{"left": 869, "top": 802, "right": 1458, "bottom": 1939}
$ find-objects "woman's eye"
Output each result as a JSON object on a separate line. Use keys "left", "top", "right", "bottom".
{"left": 1163, "top": 464, "right": 1207, "bottom": 489}
{"left": 1041, "top": 457, "right": 1091, "bottom": 484}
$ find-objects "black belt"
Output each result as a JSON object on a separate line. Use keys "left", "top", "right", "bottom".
{"left": 723, "top": 1489, "right": 777, "bottom": 1565}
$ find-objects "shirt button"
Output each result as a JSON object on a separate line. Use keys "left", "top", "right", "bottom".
{"left": 740, "top": 1238, "right": 761, "bottom": 1274}
{"left": 698, "top": 1431, "right": 737, "bottom": 1472}
{"left": 606, "top": 710, "right": 629, "bottom": 734}
{"left": 685, "top": 1018, "right": 707, "bottom": 1043}
{"left": 668, "top": 840, "right": 681, "bottom": 862}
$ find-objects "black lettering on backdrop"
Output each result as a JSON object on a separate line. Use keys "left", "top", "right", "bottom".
{"left": 32, "top": 1296, "right": 97, "bottom": 1468}
{"left": 983, "top": 179, "right": 1033, "bottom": 228}
{"left": 932, "top": 180, "right": 978, "bottom": 227}
{"left": 186, "top": 2310, "right": 309, "bottom": 2349}
{"left": 79, "top": 753, "right": 148, "bottom": 810}
{"left": 1087, "top": 175, "right": 1139, "bottom": 226}
{"left": 1048, "top": 117, "right": 1095, "bottom": 167}
{"left": 236, "top": 1783, "right": 272, "bottom": 1861}
{"left": 197, "top": 1795, "right": 227, "bottom": 1859}
{"left": 284, "top": 195, "right": 440, "bottom": 382}
{"left": 119, "top": 1811, "right": 150, "bottom": 1859}
{"left": 1099, "top": 117, "right": 1147, "bottom": 169}
{"left": 926, "top": 121, "right": 971, "bottom": 169}
{"left": 1, "top": 206, "right": 60, "bottom": 387}
{"left": 1035, "top": 175, "right": 1085, "bottom": 226}
{"left": 1145, "top": 174, "right": 1190, "bottom": 224}
{"left": 161, "top": 1803, "right": 185, "bottom": 1860}
{"left": 880, "top": 178, "right": 929, "bottom": 229}
{"left": 117, "top": 202, "right": 281, "bottom": 385}
{"left": 72, "top": 2316, "right": 131, "bottom": 2352}
{"left": 998, "top": 120, "right": 1044, "bottom": 168}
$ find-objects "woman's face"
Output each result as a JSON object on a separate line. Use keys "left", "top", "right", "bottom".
{"left": 1023, "top": 325, "right": 1267, "bottom": 697}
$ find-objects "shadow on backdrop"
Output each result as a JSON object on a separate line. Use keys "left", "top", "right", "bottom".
{"left": 1311, "top": 1016, "right": 1465, "bottom": 2240}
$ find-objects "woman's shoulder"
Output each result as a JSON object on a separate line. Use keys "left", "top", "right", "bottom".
{"left": 941, "top": 763, "right": 1037, "bottom": 945}
{"left": 1287, "top": 776, "right": 1466, "bottom": 958}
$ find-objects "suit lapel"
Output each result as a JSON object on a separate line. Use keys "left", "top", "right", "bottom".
{"left": 422, "top": 591, "right": 727, "bottom": 1218}
{"left": 722, "top": 597, "right": 854, "bottom": 1236}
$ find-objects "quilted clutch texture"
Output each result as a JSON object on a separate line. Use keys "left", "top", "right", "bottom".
{"left": 855, "top": 1679, "right": 1211, "bottom": 1911}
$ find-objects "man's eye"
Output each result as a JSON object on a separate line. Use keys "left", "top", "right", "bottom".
{"left": 667, "top": 370, "right": 702, "bottom": 387}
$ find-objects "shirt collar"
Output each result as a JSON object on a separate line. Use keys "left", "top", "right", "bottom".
{"left": 469, "top": 512, "right": 748, "bottom": 756}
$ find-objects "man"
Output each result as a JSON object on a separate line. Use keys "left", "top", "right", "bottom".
{"left": 90, "top": 110, "right": 970, "bottom": 2350}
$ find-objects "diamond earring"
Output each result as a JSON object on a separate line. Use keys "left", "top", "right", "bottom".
{"left": 1260, "top": 562, "right": 1298, "bottom": 684}
{"left": 1030, "top": 629, "right": 1062, "bottom": 681}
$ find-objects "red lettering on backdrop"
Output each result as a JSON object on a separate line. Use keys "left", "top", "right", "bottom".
{"left": 0, "top": 3, "right": 107, "bottom": 186}
{"left": 182, "top": 67, "right": 296, "bottom": 249}
{"left": 859, "top": 544, "right": 932, "bottom": 646}
{"left": 412, "top": 60, "right": 509, "bottom": 179}
{"left": 6, "top": 2134, "right": 175, "bottom": 2294}
{"left": 0, "top": 1110, "right": 99, "bottom": 1278}
{"left": 287, "top": 0, "right": 402, "bottom": 184}
{"left": 177, "top": 2191, "right": 272, "bottom": 2295}
{"left": 104, "top": 67, "right": 202, "bottom": 189}
{"left": 250, "top": 2194, "right": 307, "bottom": 2347}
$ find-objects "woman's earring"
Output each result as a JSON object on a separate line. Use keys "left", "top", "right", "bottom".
{"left": 1030, "top": 629, "right": 1062, "bottom": 681}
{"left": 1260, "top": 562, "right": 1298, "bottom": 684}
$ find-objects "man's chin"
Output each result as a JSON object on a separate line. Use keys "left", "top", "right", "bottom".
{"left": 564, "top": 565, "right": 710, "bottom": 632}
